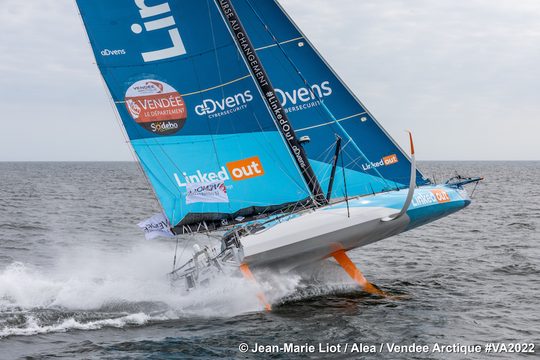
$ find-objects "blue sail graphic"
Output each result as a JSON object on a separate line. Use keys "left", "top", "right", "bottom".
{"left": 230, "top": 0, "right": 430, "bottom": 199}
{"left": 75, "top": 0, "right": 311, "bottom": 227}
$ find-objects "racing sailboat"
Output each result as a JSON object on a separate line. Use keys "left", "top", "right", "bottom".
{"left": 75, "top": 0, "right": 481, "bottom": 308}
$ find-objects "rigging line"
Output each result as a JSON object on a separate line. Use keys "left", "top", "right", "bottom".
{"left": 209, "top": 0, "right": 246, "bottom": 139}
{"left": 313, "top": 140, "right": 342, "bottom": 185}
{"left": 172, "top": 235, "right": 180, "bottom": 271}
{"left": 251, "top": 113, "right": 312, "bottom": 193}
{"left": 112, "top": 74, "right": 251, "bottom": 104}
{"left": 212, "top": 0, "right": 314, "bottom": 201}
{"left": 296, "top": 112, "right": 367, "bottom": 132}
{"left": 255, "top": 36, "right": 304, "bottom": 51}
{"left": 340, "top": 147, "right": 350, "bottom": 218}
{"left": 272, "top": 0, "right": 420, "bottom": 178}
{"left": 183, "top": 74, "right": 251, "bottom": 97}
{"left": 205, "top": 0, "right": 232, "bottom": 215}
{"left": 470, "top": 181, "right": 479, "bottom": 199}
{"left": 175, "top": 235, "right": 195, "bottom": 273}
{"left": 244, "top": 0, "right": 390, "bottom": 187}
{"left": 342, "top": 153, "right": 388, "bottom": 188}
{"left": 339, "top": 140, "right": 388, "bottom": 187}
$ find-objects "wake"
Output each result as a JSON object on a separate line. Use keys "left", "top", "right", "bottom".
{"left": 0, "top": 242, "right": 352, "bottom": 338}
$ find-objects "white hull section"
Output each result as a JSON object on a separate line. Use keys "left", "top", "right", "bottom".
{"left": 241, "top": 205, "right": 409, "bottom": 272}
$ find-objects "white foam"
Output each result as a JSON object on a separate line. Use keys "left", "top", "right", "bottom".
{"left": 0, "top": 241, "right": 308, "bottom": 337}
{"left": 0, "top": 313, "right": 156, "bottom": 338}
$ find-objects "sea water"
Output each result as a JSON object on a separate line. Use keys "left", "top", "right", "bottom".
{"left": 0, "top": 162, "right": 538, "bottom": 359}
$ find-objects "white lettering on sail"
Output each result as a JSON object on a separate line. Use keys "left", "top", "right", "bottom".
{"left": 134, "top": 0, "right": 170, "bottom": 18}
{"left": 174, "top": 167, "right": 231, "bottom": 187}
{"left": 275, "top": 81, "right": 332, "bottom": 106}
{"left": 195, "top": 91, "right": 254, "bottom": 117}
{"left": 131, "top": 0, "right": 187, "bottom": 62}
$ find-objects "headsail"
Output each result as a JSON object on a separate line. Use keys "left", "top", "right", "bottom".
{"left": 229, "top": 0, "right": 430, "bottom": 199}
{"left": 75, "top": 0, "right": 312, "bottom": 229}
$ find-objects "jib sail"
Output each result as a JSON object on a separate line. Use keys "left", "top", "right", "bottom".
{"left": 75, "top": 0, "right": 312, "bottom": 228}
{"left": 229, "top": 0, "right": 429, "bottom": 199}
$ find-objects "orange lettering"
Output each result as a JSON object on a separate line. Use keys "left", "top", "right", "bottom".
{"left": 431, "top": 189, "right": 450, "bottom": 203}
{"left": 383, "top": 154, "right": 398, "bottom": 166}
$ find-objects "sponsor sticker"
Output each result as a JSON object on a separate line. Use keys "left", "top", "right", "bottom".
{"left": 174, "top": 167, "right": 230, "bottom": 187}
{"left": 275, "top": 81, "right": 333, "bottom": 114}
{"left": 186, "top": 181, "right": 229, "bottom": 205}
{"left": 383, "top": 154, "right": 399, "bottom": 166}
{"left": 431, "top": 189, "right": 451, "bottom": 203}
{"left": 194, "top": 90, "right": 253, "bottom": 118}
{"left": 226, "top": 156, "right": 265, "bottom": 181}
{"left": 362, "top": 154, "right": 399, "bottom": 171}
{"left": 125, "top": 79, "right": 187, "bottom": 135}
{"left": 101, "top": 49, "right": 126, "bottom": 56}
{"left": 173, "top": 156, "right": 264, "bottom": 190}
{"left": 412, "top": 189, "right": 451, "bottom": 207}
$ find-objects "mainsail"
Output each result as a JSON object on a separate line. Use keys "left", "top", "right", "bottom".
{"left": 76, "top": 0, "right": 312, "bottom": 229}
{"left": 75, "top": 0, "right": 429, "bottom": 230}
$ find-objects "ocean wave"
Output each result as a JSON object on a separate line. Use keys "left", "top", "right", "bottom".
{"left": 0, "top": 312, "right": 156, "bottom": 338}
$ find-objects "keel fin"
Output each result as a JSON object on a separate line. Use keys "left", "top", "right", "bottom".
{"left": 239, "top": 263, "right": 272, "bottom": 312}
{"left": 332, "top": 250, "right": 387, "bottom": 297}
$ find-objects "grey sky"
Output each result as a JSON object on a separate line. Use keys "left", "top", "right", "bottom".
{"left": 0, "top": 0, "right": 538, "bottom": 161}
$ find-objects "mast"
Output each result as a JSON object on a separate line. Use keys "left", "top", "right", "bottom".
{"left": 326, "top": 136, "right": 342, "bottom": 201}
{"left": 215, "top": 0, "right": 327, "bottom": 205}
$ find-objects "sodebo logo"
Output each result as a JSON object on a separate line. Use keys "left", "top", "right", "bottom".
{"left": 195, "top": 91, "right": 254, "bottom": 116}
{"left": 130, "top": 0, "right": 187, "bottom": 62}
{"left": 150, "top": 121, "right": 179, "bottom": 133}
{"left": 173, "top": 156, "right": 265, "bottom": 187}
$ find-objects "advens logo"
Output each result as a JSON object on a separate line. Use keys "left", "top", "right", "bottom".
{"left": 195, "top": 91, "right": 254, "bottom": 118}
{"left": 173, "top": 156, "right": 264, "bottom": 187}
{"left": 193, "top": 81, "right": 333, "bottom": 119}
{"left": 129, "top": 1, "right": 187, "bottom": 62}
{"left": 361, "top": 154, "right": 399, "bottom": 171}
{"left": 276, "top": 81, "right": 332, "bottom": 114}
{"left": 125, "top": 79, "right": 187, "bottom": 135}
